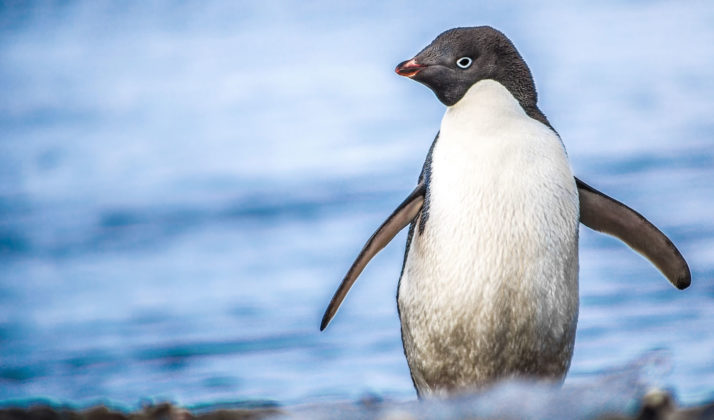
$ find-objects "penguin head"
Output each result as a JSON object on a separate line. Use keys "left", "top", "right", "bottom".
{"left": 395, "top": 26, "right": 538, "bottom": 108}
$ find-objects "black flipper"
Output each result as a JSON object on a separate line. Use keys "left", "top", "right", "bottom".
{"left": 320, "top": 183, "right": 426, "bottom": 330}
{"left": 576, "top": 177, "right": 691, "bottom": 290}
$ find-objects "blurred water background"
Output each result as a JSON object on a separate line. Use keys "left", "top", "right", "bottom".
{"left": 1, "top": 0, "right": 713, "bottom": 410}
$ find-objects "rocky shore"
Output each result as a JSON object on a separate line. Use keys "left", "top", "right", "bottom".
{"left": 2, "top": 389, "right": 713, "bottom": 420}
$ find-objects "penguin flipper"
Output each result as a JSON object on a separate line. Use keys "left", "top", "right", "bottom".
{"left": 320, "top": 183, "right": 426, "bottom": 330}
{"left": 575, "top": 177, "right": 691, "bottom": 290}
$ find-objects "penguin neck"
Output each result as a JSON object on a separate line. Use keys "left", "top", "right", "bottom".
{"left": 444, "top": 79, "right": 553, "bottom": 132}
{"left": 442, "top": 80, "right": 528, "bottom": 132}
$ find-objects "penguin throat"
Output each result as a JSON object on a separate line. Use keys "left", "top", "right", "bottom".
{"left": 446, "top": 80, "right": 526, "bottom": 121}
{"left": 445, "top": 80, "right": 552, "bottom": 131}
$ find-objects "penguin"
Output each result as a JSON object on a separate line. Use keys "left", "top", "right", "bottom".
{"left": 320, "top": 26, "right": 690, "bottom": 397}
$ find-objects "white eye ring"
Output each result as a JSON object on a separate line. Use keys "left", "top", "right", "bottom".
{"left": 456, "top": 57, "right": 473, "bottom": 69}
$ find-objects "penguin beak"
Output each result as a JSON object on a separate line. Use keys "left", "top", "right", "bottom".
{"left": 395, "top": 59, "right": 426, "bottom": 78}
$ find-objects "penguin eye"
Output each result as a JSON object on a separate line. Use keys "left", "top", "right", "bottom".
{"left": 456, "top": 57, "right": 473, "bottom": 69}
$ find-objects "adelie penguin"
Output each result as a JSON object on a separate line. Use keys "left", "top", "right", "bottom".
{"left": 320, "top": 26, "right": 691, "bottom": 397}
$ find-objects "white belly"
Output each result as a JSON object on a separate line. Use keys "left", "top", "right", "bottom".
{"left": 397, "top": 80, "right": 580, "bottom": 396}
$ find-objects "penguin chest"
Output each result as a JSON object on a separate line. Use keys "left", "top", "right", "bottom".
{"left": 397, "top": 80, "right": 580, "bottom": 394}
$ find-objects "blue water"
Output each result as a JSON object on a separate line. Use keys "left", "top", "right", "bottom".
{"left": 1, "top": 0, "right": 713, "bottom": 410}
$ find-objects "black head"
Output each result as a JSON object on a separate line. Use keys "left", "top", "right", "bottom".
{"left": 396, "top": 26, "right": 545, "bottom": 123}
